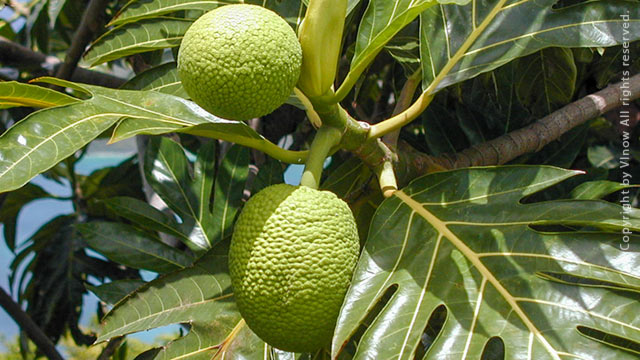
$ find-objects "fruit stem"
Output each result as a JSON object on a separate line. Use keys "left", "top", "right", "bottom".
{"left": 376, "top": 159, "right": 398, "bottom": 197}
{"left": 300, "top": 126, "right": 343, "bottom": 189}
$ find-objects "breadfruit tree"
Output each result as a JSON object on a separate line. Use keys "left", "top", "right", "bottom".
{"left": 0, "top": 0, "right": 639, "bottom": 359}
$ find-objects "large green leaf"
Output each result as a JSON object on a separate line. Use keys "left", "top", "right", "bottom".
{"left": 84, "top": 17, "right": 193, "bottom": 66}
{"left": 96, "top": 243, "right": 302, "bottom": 359}
{"left": 336, "top": 0, "right": 445, "bottom": 97}
{"left": 333, "top": 166, "right": 640, "bottom": 359}
{"left": 96, "top": 245, "right": 235, "bottom": 342}
{"left": 420, "top": 0, "right": 640, "bottom": 93}
{"left": 144, "top": 137, "right": 214, "bottom": 252}
{"left": 0, "top": 79, "right": 300, "bottom": 193}
{"left": 0, "top": 81, "right": 120, "bottom": 193}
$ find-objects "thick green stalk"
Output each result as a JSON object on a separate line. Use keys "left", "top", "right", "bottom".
{"left": 174, "top": 127, "right": 308, "bottom": 164}
{"left": 310, "top": 100, "right": 349, "bottom": 129}
{"left": 300, "top": 126, "right": 343, "bottom": 189}
{"left": 375, "top": 159, "right": 398, "bottom": 197}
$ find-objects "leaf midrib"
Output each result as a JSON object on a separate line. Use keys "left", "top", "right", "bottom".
{"left": 394, "top": 190, "right": 562, "bottom": 359}
{"left": 100, "top": 293, "right": 233, "bottom": 340}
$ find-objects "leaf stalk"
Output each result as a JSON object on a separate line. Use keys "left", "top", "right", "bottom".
{"left": 368, "top": 92, "right": 434, "bottom": 140}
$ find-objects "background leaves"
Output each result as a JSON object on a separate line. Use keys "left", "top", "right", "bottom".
{"left": 94, "top": 242, "right": 298, "bottom": 359}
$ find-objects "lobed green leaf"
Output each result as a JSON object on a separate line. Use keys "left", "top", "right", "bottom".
{"left": 420, "top": 0, "right": 640, "bottom": 92}
{"left": 334, "top": 165, "right": 640, "bottom": 359}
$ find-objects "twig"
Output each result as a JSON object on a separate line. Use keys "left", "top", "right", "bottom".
{"left": 382, "top": 69, "right": 422, "bottom": 148}
{"left": 55, "top": 0, "right": 111, "bottom": 81}
{"left": 0, "top": 36, "right": 125, "bottom": 88}
{"left": 97, "top": 335, "right": 125, "bottom": 360}
{"left": 0, "top": 286, "right": 64, "bottom": 360}
{"left": 403, "top": 73, "right": 640, "bottom": 177}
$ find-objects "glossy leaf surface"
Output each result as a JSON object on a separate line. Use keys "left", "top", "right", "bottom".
{"left": 334, "top": 166, "right": 640, "bottom": 359}
{"left": 0, "top": 80, "right": 292, "bottom": 193}
{"left": 420, "top": 0, "right": 640, "bottom": 92}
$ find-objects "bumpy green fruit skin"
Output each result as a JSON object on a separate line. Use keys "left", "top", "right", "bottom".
{"left": 177, "top": 4, "right": 302, "bottom": 121}
{"left": 229, "top": 184, "right": 360, "bottom": 353}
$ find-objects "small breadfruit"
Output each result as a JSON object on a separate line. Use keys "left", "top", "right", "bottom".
{"left": 229, "top": 184, "right": 360, "bottom": 352}
{"left": 177, "top": 4, "right": 302, "bottom": 120}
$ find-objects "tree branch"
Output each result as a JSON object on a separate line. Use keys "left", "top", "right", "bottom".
{"left": 0, "top": 286, "right": 64, "bottom": 360}
{"left": 55, "top": 0, "right": 111, "bottom": 81}
{"left": 401, "top": 73, "right": 640, "bottom": 179}
{"left": 0, "top": 36, "right": 125, "bottom": 88}
{"left": 97, "top": 336, "right": 125, "bottom": 360}
{"left": 382, "top": 69, "right": 422, "bottom": 148}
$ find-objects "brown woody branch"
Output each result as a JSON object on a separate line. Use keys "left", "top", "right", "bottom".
{"left": 0, "top": 287, "right": 64, "bottom": 360}
{"left": 97, "top": 335, "right": 125, "bottom": 360}
{"left": 399, "top": 73, "right": 640, "bottom": 180}
{"left": 0, "top": 37, "right": 125, "bottom": 88}
{"left": 55, "top": 0, "right": 111, "bottom": 81}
